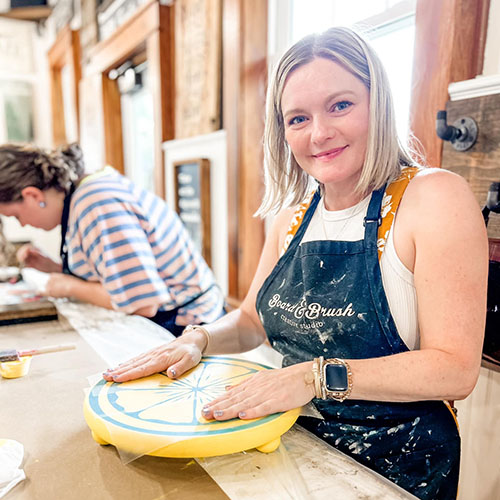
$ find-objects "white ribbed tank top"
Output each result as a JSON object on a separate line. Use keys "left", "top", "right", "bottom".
{"left": 301, "top": 196, "right": 419, "bottom": 350}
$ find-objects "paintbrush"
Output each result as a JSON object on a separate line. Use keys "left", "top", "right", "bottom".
{"left": 0, "top": 343, "right": 76, "bottom": 362}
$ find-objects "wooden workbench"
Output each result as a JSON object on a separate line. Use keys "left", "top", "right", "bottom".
{"left": 1, "top": 303, "right": 415, "bottom": 500}
{"left": 0, "top": 320, "right": 229, "bottom": 500}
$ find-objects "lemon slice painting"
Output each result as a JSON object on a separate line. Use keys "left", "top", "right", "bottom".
{"left": 84, "top": 356, "right": 301, "bottom": 457}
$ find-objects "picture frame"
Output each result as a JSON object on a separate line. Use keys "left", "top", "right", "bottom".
{"left": 173, "top": 158, "right": 212, "bottom": 266}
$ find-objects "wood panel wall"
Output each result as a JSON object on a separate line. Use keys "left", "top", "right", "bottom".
{"left": 441, "top": 93, "right": 500, "bottom": 239}
{"left": 48, "top": 26, "right": 81, "bottom": 147}
{"left": 175, "top": 0, "right": 222, "bottom": 138}
{"left": 82, "top": 0, "right": 174, "bottom": 196}
{"left": 223, "top": 0, "right": 267, "bottom": 304}
{"left": 409, "top": 0, "right": 490, "bottom": 168}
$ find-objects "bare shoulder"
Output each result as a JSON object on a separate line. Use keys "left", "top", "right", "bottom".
{"left": 409, "top": 167, "right": 476, "bottom": 202}
{"left": 394, "top": 168, "right": 487, "bottom": 272}
{"left": 400, "top": 167, "right": 483, "bottom": 226}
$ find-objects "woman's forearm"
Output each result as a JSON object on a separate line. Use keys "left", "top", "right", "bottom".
{"left": 66, "top": 278, "right": 114, "bottom": 309}
{"left": 345, "top": 348, "right": 480, "bottom": 403}
{"left": 51, "top": 275, "right": 157, "bottom": 316}
{"left": 184, "top": 308, "right": 268, "bottom": 355}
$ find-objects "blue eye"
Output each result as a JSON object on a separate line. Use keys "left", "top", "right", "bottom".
{"left": 288, "top": 115, "right": 307, "bottom": 126}
{"left": 333, "top": 101, "right": 352, "bottom": 112}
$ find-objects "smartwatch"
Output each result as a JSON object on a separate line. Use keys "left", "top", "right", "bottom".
{"left": 322, "top": 358, "right": 352, "bottom": 402}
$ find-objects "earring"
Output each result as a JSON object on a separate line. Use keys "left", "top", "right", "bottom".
{"left": 39, "top": 201, "right": 46, "bottom": 208}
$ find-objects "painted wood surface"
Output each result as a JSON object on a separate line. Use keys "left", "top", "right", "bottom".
{"left": 440, "top": 91, "right": 500, "bottom": 500}
{"left": 175, "top": 0, "right": 222, "bottom": 139}
{"left": 441, "top": 92, "right": 500, "bottom": 239}
{"left": 409, "top": 0, "right": 490, "bottom": 168}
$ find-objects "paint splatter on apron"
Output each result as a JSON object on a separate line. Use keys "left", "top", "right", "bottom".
{"left": 256, "top": 178, "right": 460, "bottom": 499}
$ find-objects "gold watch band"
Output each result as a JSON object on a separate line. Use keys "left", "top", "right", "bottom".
{"left": 307, "top": 356, "right": 353, "bottom": 402}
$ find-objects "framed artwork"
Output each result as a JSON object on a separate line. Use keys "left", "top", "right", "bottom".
{"left": 173, "top": 158, "right": 211, "bottom": 266}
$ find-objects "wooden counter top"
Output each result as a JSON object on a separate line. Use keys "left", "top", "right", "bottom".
{"left": 1, "top": 320, "right": 228, "bottom": 500}
{"left": 1, "top": 303, "right": 415, "bottom": 499}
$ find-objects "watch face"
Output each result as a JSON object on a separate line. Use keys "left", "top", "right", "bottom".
{"left": 325, "top": 363, "right": 348, "bottom": 392}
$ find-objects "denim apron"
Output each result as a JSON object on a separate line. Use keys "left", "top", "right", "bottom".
{"left": 256, "top": 187, "right": 460, "bottom": 499}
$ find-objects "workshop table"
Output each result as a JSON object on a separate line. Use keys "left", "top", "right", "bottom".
{"left": 1, "top": 301, "right": 415, "bottom": 500}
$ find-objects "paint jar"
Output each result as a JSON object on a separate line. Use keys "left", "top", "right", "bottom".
{"left": 0, "top": 356, "right": 32, "bottom": 379}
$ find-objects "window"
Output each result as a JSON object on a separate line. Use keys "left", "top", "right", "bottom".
{"left": 117, "top": 62, "right": 155, "bottom": 193}
{"left": 0, "top": 81, "right": 34, "bottom": 143}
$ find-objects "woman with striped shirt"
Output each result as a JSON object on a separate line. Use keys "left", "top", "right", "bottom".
{"left": 0, "top": 143, "right": 224, "bottom": 335}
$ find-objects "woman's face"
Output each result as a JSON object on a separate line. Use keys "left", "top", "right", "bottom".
{"left": 0, "top": 188, "right": 63, "bottom": 231}
{"left": 281, "top": 57, "right": 370, "bottom": 193}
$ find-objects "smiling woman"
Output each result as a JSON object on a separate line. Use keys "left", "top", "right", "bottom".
{"left": 103, "top": 27, "right": 488, "bottom": 500}
{"left": 281, "top": 58, "right": 370, "bottom": 208}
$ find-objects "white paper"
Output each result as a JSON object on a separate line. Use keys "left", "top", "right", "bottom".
{"left": 0, "top": 439, "right": 25, "bottom": 498}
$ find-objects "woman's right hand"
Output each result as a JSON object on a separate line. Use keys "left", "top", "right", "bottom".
{"left": 16, "top": 244, "right": 62, "bottom": 273}
{"left": 103, "top": 329, "right": 208, "bottom": 383}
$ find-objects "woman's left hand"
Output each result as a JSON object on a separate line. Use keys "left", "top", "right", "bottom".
{"left": 43, "top": 273, "right": 79, "bottom": 298}
{"left": 201, "top": 361, "right": 315, "bottom": 421}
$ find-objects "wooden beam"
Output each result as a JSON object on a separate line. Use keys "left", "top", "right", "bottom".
{"left": 82, "top": 1, "right": 173, "bottom": 196}
{"left": 50, "top": 66, "right": 66, "bottom": 146}
{"left": 84, "top": 0, "right": 160, "bottom": 75}
{"left": 222, "top": 0, "right": 241, "bottom": 300}
{"left": 47, "top": 25, "right": 72, "bottom": 67}
{"left": 238, "top": 0, "right": 267, "bottom": 298}
{"left": 102, "top": 76, "right": 124, "bottom": 173}
{"left": 72, "top": 30, "right": 82, "bottom": 139}
{"left": 146, "top": 3, "right": 175, "bottom": 198}
{"left": 223, "top": 0, "right": 267, "bottom": 302}
{"left": 409, "top": 0, "right": 491, "bottom": 168}
{"left": 48, "top": 26, "right": 82, "bottom": 146}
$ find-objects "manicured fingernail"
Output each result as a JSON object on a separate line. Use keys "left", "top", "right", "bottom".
{"left": 202, "top": 407, "right": 210, "bottom": 415}
{"left": 213, "top": 410, "right": 224, "bottom": 417}
{"left": 112, "top": 376, "right": 119, "bottom": 382}
{"left": 239, "top": 412, "right": 246, "bottom": 418}
{"left": 170, "top": 368, "right": 176, "bottom": 377}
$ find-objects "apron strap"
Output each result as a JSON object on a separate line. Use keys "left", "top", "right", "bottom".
{"left": 60, "top": 184, "right": 76, "bottom": 275}
{"left": 280, "top": 166, "right": 422, "bottom": 260}
{"left": 376, "top": 166, "right": 421, "bottom": 259}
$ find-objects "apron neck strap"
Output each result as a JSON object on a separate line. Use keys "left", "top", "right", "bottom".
{"left": 363, "top": 185, "right": 386, "bottom": 250}
{"left": 60, "top": 184, "right": 76, "bottom": 275}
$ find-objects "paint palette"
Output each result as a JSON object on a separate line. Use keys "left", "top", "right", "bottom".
{"left": 84, "top": 356, "right": 301, "bottom": 457}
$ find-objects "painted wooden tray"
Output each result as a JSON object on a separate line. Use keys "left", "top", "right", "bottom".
{"left": 83, "top": 356, "right": 301, "bottom": 457}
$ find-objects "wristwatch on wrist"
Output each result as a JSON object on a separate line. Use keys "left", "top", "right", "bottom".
{"left": 322, "top": 358, "right": 353, "bottom": 402}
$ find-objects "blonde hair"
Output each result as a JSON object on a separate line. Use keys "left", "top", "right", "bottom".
{"left": 257, "top": 26, "right": 417, "bottom": 217}
{"left": 0, "top": 143, "right": 85, "bottom": 202}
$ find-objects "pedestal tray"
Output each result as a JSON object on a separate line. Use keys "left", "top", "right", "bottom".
{"left": 84, "top": 356, "right": 301, "bottom": 457}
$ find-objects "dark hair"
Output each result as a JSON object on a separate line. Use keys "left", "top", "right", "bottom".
{"left": 0, "top": 143, "right": 85, "bottom": 202}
